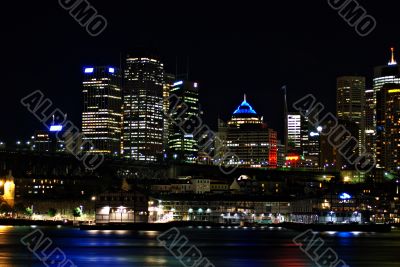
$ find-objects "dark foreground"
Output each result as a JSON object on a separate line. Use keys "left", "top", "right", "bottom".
{"left": 0, "top": 225, "right": 400, "bottom": 266}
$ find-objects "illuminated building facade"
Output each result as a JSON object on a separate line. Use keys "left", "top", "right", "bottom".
{"left": 82, "top": 66, "right": 122, "bottom": 156}
{"left": 218, "top": 95, "right": 277, "bottom": 168}
{"left": 33, "top": 130, "right": 51, "bottom": 152}
{"left": 286, "top": 111, "right": 321, "bottom": 168}
{"left": 365, "top": 89, "right": 375, "bottom": 156}
{"left": 163, "top": 73, "right": 175, "bottom": 154}
{"left": 287, "top": 113, "right": 301, "bottom": 150}
{"left": 123, "top": 57, "right": 164, "bottom": 162}
{"left": 33, "top": 128, "right": 66, "bottom": 153}
{"left": 277, "top": 142, "right": 286, "bottom": 167}
{"left": 0, "top": 173, "right": 15, "bottom": 207}
{"left": 376, "top": 84, "right": 400, "bottom": 171}
{"left": 168, "top": 81, "right": 200, "bottom": 161}
{"left": 373, "top": 48, "right": 400, "bottom": 165}
{"left": 336, "top": 76, "right": 366, "bottom": 157}
{"left": 302, "top": 125, "right": 321, "bottom": 168}
{"left": 301, "top": 108, "right": 321, "bottom": 168}
{"left": 95, "top": 191, "right": 148, "bottom": 224}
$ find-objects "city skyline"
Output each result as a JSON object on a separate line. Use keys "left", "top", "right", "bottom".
{"left": 2, "top": 2, "right": 400, "bottom": 266}
{"left": 2, "top": 1, "right": 400, "bottom": 144}
{"left": 1, "top": 47, "right": 399, "bottom": 145}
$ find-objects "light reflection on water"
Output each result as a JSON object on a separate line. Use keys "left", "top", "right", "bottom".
{"left": 0, "top": 226, "right": 399, "bottom": 266}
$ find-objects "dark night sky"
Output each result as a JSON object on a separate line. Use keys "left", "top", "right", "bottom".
{"left": 1, "top": 0, "right": 400, "bottom": 143}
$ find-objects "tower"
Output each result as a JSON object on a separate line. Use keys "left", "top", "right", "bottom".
{"left": 82, "top": 66, "right": 122, "bottom": 156}
{"left": 123, "top": 57, "right": 164, "bottom": 162}
{"left": 217, "top": 95, "right": 278, "bottom": 168}
{"left": 336, "top": 76, "right": 366, "bottom": 159}
{"left": 373, "top": 48, "right": 400, "bottom": 167}
{"left": 168, "top": 81, "right": 200, "bottom": 162}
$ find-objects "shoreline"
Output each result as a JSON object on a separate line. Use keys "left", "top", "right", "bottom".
{"left": 0, "top": 219, "right": 394, "bottom": 233}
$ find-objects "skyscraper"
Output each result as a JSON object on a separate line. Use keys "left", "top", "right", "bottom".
{"left": 163, "top": 73, "right": 176, "bottom": 154}
{"left": 320, "top": 131, "right": 336, "bottom": 170}
{"left": 373, "top": 48, "right": 400, "bottom": 167}
{"left": 301, "top": 114, "right": 321, "bottom": 168}
{"left": 287, "top": 111, "right": 321, "bottom": 168}
{"left": 376, "top": 84, "right": 400, "bottom": 171}
{"left": 336, "top": 76, "right": 366, "bottom": 156}
{"left": 123, "top": 57, "right": 164, "bottom": 162}
{"left": 365, "top": 89, "right": 375, "bottom": 156}
{"left": 218, "top": 95, "right": 277, "bottom": 168}
{"left": 287, "top": 113, "right": 302, "bottom": 150}
{"left": 168, "top": 81, "right": 200, "bottom": 161}
{"left": 374, "top": 48, "right": 400, "bottom": 97}
{"left": 82, "top": 66, "right": 122, "bottom": 155}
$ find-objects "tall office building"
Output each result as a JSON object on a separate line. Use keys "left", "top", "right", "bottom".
{"left": 374, "top": 48, "right": 400, "bottom": 97}
{"left": 82, "top": 66, "right": 122, "bottom": 155}
{"left": 277, "top": 141, "right": 286, "bottom": 168}
{"left": 218, "top": 95, "right": 277, "bottom": 168}
{"left": 33, "top": 130, "right": 51, "bottom": 153}
{"left": 163, "top": 73, "right": 175, "bottom": 154}
{"left": 287, "top": 111, "right": 321, "bottom": 168}
{"left": 123, "top": 57, "right": 164, "bottom": 162}
{"left": 33, "top": 129, "right": 66, "bottom": 153}
{"left": 374, "top": 49, "right": 400, "bottom": 168}
{"left": 336, "top": 76, "right": 366, "bottom": 157}
{"left": 302, "top": 124, "right": 321, "bottom": 168}
{"left": 320, "top": 132, "right": 336, "bottom": 170}
{"left": 365, "top": 89, "right": 375, "bottom": 156}
{"left": 287, "top": 113, "right": 302, "bottom": 150}
{"left": 333, "top": 119, "right": 360, "bottom": 170}
{"left": 168, "top": 81, "right": 200, "bottom": 161}
{"left": 376, "top": 84, "right": 400, "bottom": 171}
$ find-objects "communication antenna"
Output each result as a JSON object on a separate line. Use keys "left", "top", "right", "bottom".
{"left": 282, "top": 85, "right": 288, "bottom": 156}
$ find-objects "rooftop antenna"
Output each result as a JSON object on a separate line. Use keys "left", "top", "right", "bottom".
{"left": 244, "top": 93, "right": 247, "bottom": 102}
{"left": 175, "top": 56, "right": 178, "bottom": 78}
{"left": 186, "top": 56, "right": 190, "bottom": 80}
{"left": 282, "top": 85, "right": 288, "bottom": 156}
{"left": 389, "top": 47, "right": 397, "bottom": 66}
{"left": 119, "top": 52, "right": 123, "bottom": 73}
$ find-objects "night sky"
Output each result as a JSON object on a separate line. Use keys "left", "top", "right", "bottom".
{"left": 1, "top": 0, "right": 400, "bottom": 143}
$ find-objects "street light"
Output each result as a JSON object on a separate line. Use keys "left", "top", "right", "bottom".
{"left": 188, "top": 208, "right": 193, "bottom": 221}
{"left": 329, "top": 211, "right": 334, "bottom": 223}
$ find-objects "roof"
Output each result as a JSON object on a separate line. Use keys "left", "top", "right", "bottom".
{"left": 233, "top": 95, "right": 257, "bottom": 115}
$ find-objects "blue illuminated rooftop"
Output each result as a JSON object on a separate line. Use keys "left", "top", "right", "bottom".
{"left": 233, "top": 94, "right": 257, "bottom": 115}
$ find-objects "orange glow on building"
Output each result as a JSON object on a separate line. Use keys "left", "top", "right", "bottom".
{"left": 286, "top": 156, "right": 300, "bottom": 161}
{"left": 0, "top": 174, "right": 15, "bottom": 207}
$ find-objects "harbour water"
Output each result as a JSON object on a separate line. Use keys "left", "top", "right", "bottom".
{"left": 0, "top": 225, "right": 399, "bottom": 266}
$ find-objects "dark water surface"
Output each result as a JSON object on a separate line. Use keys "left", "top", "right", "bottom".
{"left": 0, "top": 225, "right": 399, "bottom": 266}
